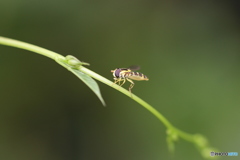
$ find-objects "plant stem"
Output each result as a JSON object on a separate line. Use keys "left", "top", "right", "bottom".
{"left": 0, "top": 36, "right": 193, "bottom": 141}
{"left": 0, "top": 36, "right": 215, "bottom": 158}
{"left": 80, "top": 67, "right": 173, "bottom": 126}
{"left": 0, "top": 36, "right": 190, "bottom": 138}
{"left": 0, "top": 36, "right": 63, "bottom": 60}
{"left": 80, "top": 67, "right": 195, "bottom": 143}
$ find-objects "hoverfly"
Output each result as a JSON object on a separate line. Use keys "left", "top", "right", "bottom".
{"left": 111, "top": 65, "right": 149, "bottom": 93}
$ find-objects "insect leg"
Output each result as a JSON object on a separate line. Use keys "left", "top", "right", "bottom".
{"left": 112, "top": 78, "right": 120, "bottom": 86}
{"left": 117, "top": 79, "right": 122, "bottom": 85}
{"left": 119, "top": 78, "right": 126, "bottom": 87}
{"left": 126, "top": 78, "right": 135, "bottom": 93}
{"left": 112, "top": 78, "right": 125, "bottom": 91}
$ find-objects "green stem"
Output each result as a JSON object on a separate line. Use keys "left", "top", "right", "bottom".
{"left": 0, "top": 36, "right": 63, "bottom": 60}
{"left": 0, "top": 36, "right": 216, "bottom": 159}
{"left": 80, "top": 67, "right": 196, "bottom": 143}
{"left": 80, "top": 67, "right": 174, "bottom": 128}
{"left": 0, "top": 36, "right": 193, "bottom": 141}
{"left": 0, "top": 36, "right": 181, "bottom": 132}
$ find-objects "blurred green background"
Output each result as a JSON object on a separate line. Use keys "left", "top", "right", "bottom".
{"left": 0, "top": 1, "right": 239, "bottom": 160}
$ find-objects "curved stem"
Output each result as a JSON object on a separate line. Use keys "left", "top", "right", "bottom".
{"left": 0, "top": 36, "right": 216, "bottom": 158}
{"left": 80, "top": 67, "right": 174, "bottom": 129}
{"left": 0, "top": 36, "right": 63, "bottom": 60}
{"left": 80, "top": 67, "right": 197, "bottom": 143}
{"left": 0, "top": 36, "right": 195, "bottom": 142}
{"left": 0, "top": 36, "right": 192, "bottom": 140}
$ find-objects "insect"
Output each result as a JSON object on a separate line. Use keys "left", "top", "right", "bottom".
{"left": 111, "top": 65, "right": 149, "bottom": 93}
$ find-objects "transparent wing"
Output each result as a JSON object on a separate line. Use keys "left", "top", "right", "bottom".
{"left": 128, "top": 65, "right": 140, "bottom": 71}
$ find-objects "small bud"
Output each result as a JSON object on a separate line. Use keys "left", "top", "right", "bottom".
{"left": 65, "top": 55, "right": 90, "bottom": 68}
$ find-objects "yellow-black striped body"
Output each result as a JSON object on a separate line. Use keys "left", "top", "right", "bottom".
{"left": 111, "top": 67, "right": 149, "bottom": 93}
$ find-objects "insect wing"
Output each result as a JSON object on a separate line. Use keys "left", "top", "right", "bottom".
{"left": 128, "top": 65, "right": 140, "bottom": 71}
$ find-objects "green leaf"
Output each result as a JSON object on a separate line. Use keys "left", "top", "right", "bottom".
{"left": 56, "top": 57, "right": 106, "bottom": 106}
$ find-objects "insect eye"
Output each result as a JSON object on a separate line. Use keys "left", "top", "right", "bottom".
{"left": 114, "top": 69, "right": 122, "bottom": 77}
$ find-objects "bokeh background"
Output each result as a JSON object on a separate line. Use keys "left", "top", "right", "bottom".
{"left": 0, "top": 1, "right": 239, "bottom": 160}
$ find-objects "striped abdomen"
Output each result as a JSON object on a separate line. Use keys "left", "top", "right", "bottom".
{"left": 123, "top": 72, "right": 149, "bottom": 81}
